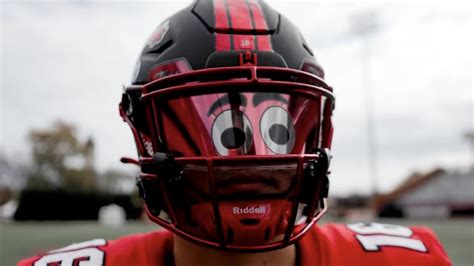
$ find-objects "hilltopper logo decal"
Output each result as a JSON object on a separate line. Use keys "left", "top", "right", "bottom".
{"left": 146, "top": 20, "right": 170, "bottom": 49}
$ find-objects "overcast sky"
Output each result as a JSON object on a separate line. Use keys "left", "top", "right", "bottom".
{"left": 1, "top": 0, "right": 472, "bottom": 195}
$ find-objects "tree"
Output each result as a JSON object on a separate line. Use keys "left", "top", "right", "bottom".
{"left": 27, "top": 120, "right": 97, "bottom": 191}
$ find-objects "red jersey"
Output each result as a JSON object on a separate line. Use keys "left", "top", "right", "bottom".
{"left": 18, "top": 222, "right": 451, "bottom": 266}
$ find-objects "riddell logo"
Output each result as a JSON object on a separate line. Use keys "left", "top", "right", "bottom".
{"left": 232, "top": 206, "right": 266, "bottom": 215}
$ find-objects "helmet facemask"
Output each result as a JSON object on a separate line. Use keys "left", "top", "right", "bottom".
{"left": 120, "top": 66, "right": 334, "bottom": 251}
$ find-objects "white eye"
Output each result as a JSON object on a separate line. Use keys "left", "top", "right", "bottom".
{"left": 260, "top": 106, "right": 295, "bottom": 154}
{"left": 212, "top": 110, "right": 253, "bottom": 156}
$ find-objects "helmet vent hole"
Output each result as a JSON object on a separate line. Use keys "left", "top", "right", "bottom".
{"left": 240, "top": 218, "right": 260, "bottom": 225}
{"left": 264, "top": 227, "right": 271, "bottom": 241}
{"left": 221, "top": 127, "right": 246, "bottom": 149}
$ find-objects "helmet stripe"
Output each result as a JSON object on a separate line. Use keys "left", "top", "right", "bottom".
{"left": 248, "top": 0, "right": 272, "bottom": 51}
{"left": 213, "top": 0, "right": 272, "bottom": 52}
{"left": 227, "top": 0, "right": 256, "bottom": 50}
{"left": 213, "top": 0, "right": 231, "bottom": 50}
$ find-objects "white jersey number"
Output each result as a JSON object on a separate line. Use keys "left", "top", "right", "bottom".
{"left": 34, "top": 239, "right": 106, "bottom": 266}
{"left": 347, "top": 223, "right": 427, "bottom": 252}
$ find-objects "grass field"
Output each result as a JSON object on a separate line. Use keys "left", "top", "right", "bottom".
{"left": 1, "top": 219, "right": 473, "bottom": 266}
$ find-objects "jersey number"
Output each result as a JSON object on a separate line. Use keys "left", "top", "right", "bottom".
{"left": 347, "top": 223, "right": 427, "bottom": 252}
{"left": 34, "top": 239, "right": 106, "bottom": 266}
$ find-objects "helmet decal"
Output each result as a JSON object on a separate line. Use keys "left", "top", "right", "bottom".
{"left": 211, "top": 109, "right": 254, "bottom": 156}
{"left": 146, "top": 20, "right": 170, "bottom": 50}
{"left": 212, "top": 0, "right": 272, "bottom": 51}
{"left": 260, "top": 106, "right": 296, "bottom": 155}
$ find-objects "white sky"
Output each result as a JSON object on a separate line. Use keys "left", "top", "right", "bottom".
{"left": 1, "top": 0, "right": 472, "bottom": 196}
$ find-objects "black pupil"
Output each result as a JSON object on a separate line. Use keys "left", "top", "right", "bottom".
{"left": 269, "top": 124, "right": 290, "bottom": 145}
{"left": 221, "top": 127, "right": 246, "bottom": 149}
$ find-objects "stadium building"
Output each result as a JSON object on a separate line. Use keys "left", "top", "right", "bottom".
{"left": 374, "top": 168, "right": 474, "bottom": 218}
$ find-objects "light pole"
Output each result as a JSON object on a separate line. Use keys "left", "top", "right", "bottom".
{"left": 464, "top": 131, "right": 474, "bottom": 172}
{"left": 350, "top": 10, "right": 380, "bottom": 196}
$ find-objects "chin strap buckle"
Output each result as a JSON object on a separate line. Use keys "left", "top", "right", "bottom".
{"left": 137, "top": 152, "right": 183, "bottom": 204}
{"left": 142, "top": 152, "right": 183, "bottom": 184}
{"left": 302, "top": 149, "right": 331, "bottom": 202}
{"left": 315, "top": 149, "right": 331, "bottom": 198}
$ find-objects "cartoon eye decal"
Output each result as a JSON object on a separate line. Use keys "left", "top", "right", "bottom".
{"left": 212, "top": 110, "right": 253, "bottom": 156}
{"left": 260, "top": 106, "right": 295, "bottom": 154}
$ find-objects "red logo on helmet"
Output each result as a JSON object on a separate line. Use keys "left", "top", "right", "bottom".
{"left": 146, "top": 20, "right": 170, "bottom": 49}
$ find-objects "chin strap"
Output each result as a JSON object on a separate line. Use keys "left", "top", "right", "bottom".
{"left": 316, "top": 148, "right": 331, "bottom": 199}
{"left": 132, "top": 152, "right": 184, "bottom": 219}
{"left": 301, "top": 148, "right": 331, "bottom": 204}
{"left": 150, "top": 152, "right": 183, "bottom": 183}
{"left": 138, "top": 152, "right": 184, "bottom": 197}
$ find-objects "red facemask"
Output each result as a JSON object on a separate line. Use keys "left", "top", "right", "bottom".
{"left": 121, "top": 66, "right": 334, "bottom": 251}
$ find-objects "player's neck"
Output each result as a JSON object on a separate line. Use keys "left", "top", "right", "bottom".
{"left": 173, "top": 236, "right": 296, "bottom": 266}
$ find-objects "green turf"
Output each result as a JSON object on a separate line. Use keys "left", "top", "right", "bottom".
{"left": 0, "top": 221, "right": 157, "bottom": 266}
{"left": 1, "top": 219, "right": 473, "bottom": 266}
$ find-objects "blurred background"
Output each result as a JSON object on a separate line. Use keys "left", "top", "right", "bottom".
{"left": 0, "top": 0, "right": 472, "bottom": 265}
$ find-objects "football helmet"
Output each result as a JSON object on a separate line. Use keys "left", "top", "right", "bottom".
{"left": 119, "top": 0, "right": 335, "bottom": 252}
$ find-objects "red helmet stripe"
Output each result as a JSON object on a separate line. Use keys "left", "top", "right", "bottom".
{"left": 248, "top": 0, "right": 272, "bottom": 51}
{"left": 213, "top": 0, "right": 231, "bottom": 50}
{"left": 227, "top": 0, "right": 256, "bottom": 50}
{"left": 215, "top": 33, "right": 232, "bottom": 51}
{"left": 227, "top": 0, "right": 253, "bottom": 31}
{"left": 213, "top": 0, "right": 272, "bottom": 52}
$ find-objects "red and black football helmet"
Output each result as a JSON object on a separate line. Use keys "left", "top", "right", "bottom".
{"left": 119, "top": 0, "right": 335, "bottom": 252}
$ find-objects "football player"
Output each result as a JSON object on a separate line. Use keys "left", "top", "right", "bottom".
{"left": 19, "top": 0, "right": 451, "bottom": 265}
